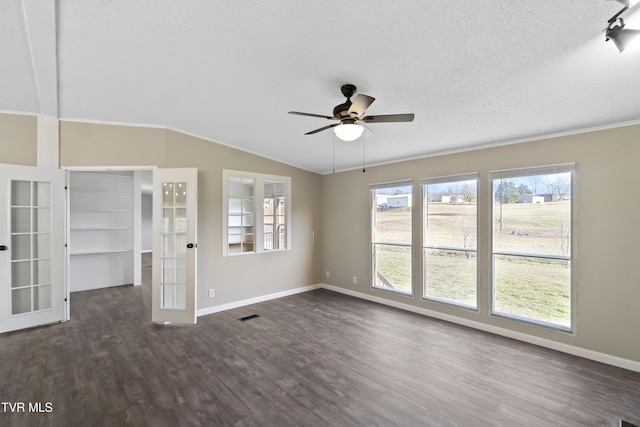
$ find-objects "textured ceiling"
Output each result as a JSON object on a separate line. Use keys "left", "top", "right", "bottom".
{"left": 1, "top": 1, "right": 639, "bottom": 173}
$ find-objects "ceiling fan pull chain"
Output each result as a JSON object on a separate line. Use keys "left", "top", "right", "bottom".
{"left": 362, "top": 136, "right": 366, "bottom": 173}
{"left": 333, "top": 135, "right": 336, "bottom": 174}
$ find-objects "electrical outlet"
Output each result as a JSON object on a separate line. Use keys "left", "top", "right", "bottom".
{"left": 326, "top": 270, "right": 330, "bottom": 278}
{"left": 352, "top": 276, "right": 358, "bottom": 284}
{"left": 209, "top": 289, "right": 215, "bottom": 298}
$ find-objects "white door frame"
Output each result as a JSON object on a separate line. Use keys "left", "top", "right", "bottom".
{"left": 63, "top": 165, "right": 156, "bottom": 320}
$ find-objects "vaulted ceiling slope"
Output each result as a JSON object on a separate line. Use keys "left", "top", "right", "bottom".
{"left": 1, "top": 1, "right": 639, "bottom": 173}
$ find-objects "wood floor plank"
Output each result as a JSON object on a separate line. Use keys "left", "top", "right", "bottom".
{"left": 1, "top": 256, "right": 640, "bottom": 426}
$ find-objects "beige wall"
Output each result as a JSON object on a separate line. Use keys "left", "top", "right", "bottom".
{"left": 60, "top": 121, "right": 166, "bottom": 167}
{"left": 0, "top": 113, "right": 37, "bottom": 166}
{"left": 11, "top": 116, "right": 640, "bottom": 363}
{"left": 60, "top": 122, "right": 321, "bottom": 309}
{"left": 318, "top": 124, "right": 640, "bottom": 363}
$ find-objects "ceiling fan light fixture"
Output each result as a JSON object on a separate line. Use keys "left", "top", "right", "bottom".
{"left": 334, "top": 123, "right": 364, "bottom": 141}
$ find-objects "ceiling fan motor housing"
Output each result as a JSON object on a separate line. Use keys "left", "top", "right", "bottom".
{"left": 334, "top": 84, "right": 357, "bottom": 119}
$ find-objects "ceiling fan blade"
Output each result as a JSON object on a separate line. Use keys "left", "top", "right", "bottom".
{"left": 289, "top": 111, "right": 337, "bottom": 120}
{"left": 304, "top": 123, "right": 340, "bottom": 135}
{"left": 361, "top": 113, "right": 415, "bottom": 123}
{"left": 348, "top": 94, "right": 375, "bottom": 118}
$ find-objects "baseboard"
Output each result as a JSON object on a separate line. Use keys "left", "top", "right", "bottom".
{"left": 320, "top": 283, "right": 640, "bottom": 373}
{"left": 197, "top": 284, "right": 321, "bottom": 317}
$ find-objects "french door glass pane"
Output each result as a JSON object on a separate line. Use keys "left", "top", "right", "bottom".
{"left": 175, "top": 182, "right": 187, "bottom": 206}
{"left": 33, "top": 208, "right": 51, "bottom": 232}
{"left": 11, "top": 208, "right": 30, "bottom": 233}
{"left": 163, "top": 208, "right": 174, "bottom": 233}
{"left": 11, "top": 180, "right": 31, "bottom": 205}
{"left": 160, "top": 181, "right": 188, "bottom": 309}
{"left": 163, "top": 183, "right": 174, "bottom": 206}
{"left": 12, "top": 262, "right": 31, "bottom": 288}
{"left": 33, "top": 285, "right": 52, "bottom": 311}
{"left": 162, "top": 284, "right": 174, "bottom": 308}
{"left": 174, "top": 284, "right": 186, "bottom": 310}
{"left": 175, "top": 209, "right": 187, "bottom": 233}
{"left": 10, "top": 179, "right": 53, "bottom": 314}
{"left": 33, "top": 233, "right": 52, "bottom": 259}
{"left": 34, "top": 182, "right": 51, "bottom": 207}
{"left": 12, "top": 288, "right": 31, "bottom": 315}
{"left": 163, "top": 234, "right": 175, "bottom": 257}
{"left": 11, "top": 234, "right": 30, "bottom": 260}
{"left": 33, "top": 260, "right": 51, "bottom": 285}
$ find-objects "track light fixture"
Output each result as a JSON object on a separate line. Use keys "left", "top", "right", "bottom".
{"left": 605, "top": 0, "right": 640, "bottom": 52}
{"left": 609, "top": 0, "right": 639, "bottom": 8}
{"left": 606, "top": 18, "right": 640, "bottom": 51}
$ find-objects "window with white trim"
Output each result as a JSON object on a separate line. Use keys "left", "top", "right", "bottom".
{"left": 422, "top": 174, "right": 478, "bottom": 309}
{"left": 490, "top": 164, "right": 574, "bottom": 330}
{"left": 223, "top": 170, "right": 291, "bottom": 256}
{"left": 371, "top": 180, "right": 413, "bottom": 295}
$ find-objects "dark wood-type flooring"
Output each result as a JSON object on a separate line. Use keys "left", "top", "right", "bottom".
{"left": 1, "top": 256, "right": 640, "bottom": 426}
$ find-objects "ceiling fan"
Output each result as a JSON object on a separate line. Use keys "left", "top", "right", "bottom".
{"left": 289, "top": 84, "right": 415, "bottom": 141}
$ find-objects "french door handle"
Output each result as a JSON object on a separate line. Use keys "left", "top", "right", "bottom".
{"left": 186, "top": 243, "right": 196, "bottom": 249}
{"left": 0, "top": 245, "right": 7, "bottom": 251}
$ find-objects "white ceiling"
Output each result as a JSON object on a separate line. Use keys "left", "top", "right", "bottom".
{"left": 1, "top": 1, "right": 639, "bottom": 174}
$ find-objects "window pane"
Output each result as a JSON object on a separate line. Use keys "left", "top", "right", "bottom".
{"left": 494, "top": 255, "right": 571, "bottom": 328}
{"left": 493, "top": 172, "right": 571, "bottom": 256}
{"left": 373, "top": 244, "right": 412, "bottom": 294}
{"left": 372, "top": 183, "right": 412, "bottom": 294}
{"left": 423, "top": 177, "right": 477, "bottom": 308}
{"left": 424, "top": 249, "right": 476, "bottom": 307}
{"left": 373, "top": 185, "right": 412, "bottom": 244}
{"left": 263, "top": 180, "right": 286, "bottom": 250}
{"left": 491, "top": 168, "right": 572, "bottom": 330}
{"left": 425, "top": 180, "right": 476, "bottom": 249}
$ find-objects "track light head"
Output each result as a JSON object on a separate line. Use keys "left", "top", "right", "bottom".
{"left": 608, "top": 0, "right": 640, "bottom": 8}
{"left": 606, "top": 18, "right": 640, "bottom": 52}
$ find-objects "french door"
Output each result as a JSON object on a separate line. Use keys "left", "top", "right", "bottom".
{"left": 0, "top": 164, "right": 66, "bottom": 333}
{"left": 152, "top": 168, "right": 198, "bottom": 324}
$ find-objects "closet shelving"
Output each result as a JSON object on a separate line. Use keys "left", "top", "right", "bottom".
{"left": 69, "top": 171, "right": 134, "bottom": 291}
